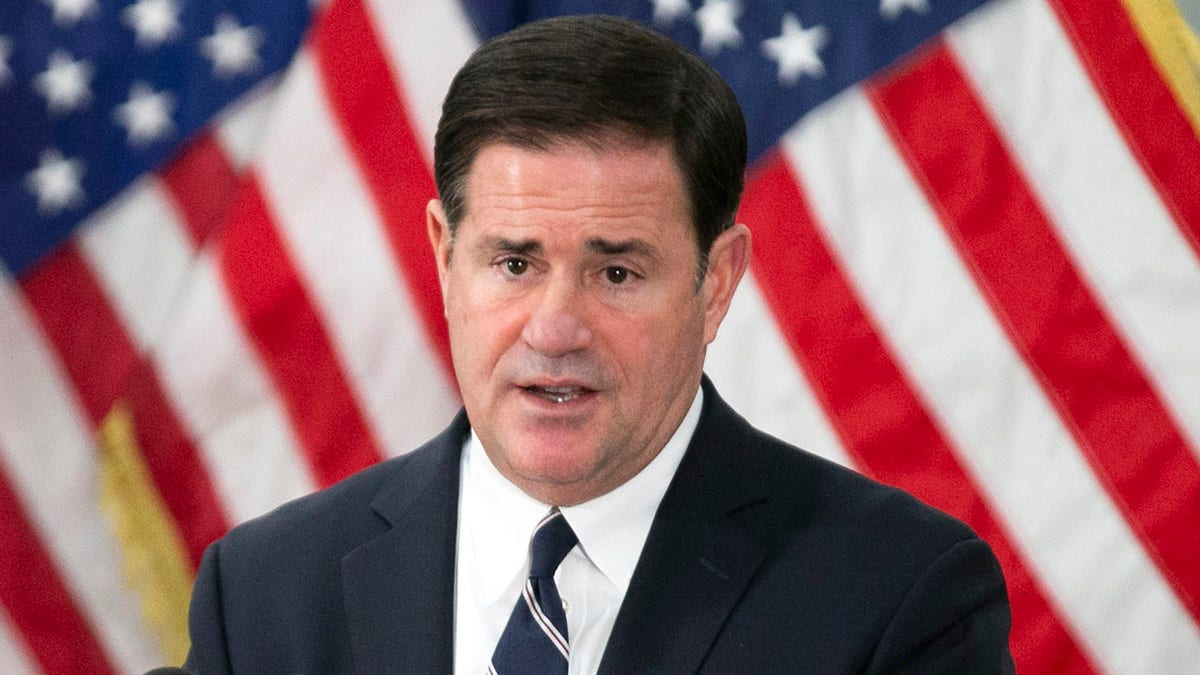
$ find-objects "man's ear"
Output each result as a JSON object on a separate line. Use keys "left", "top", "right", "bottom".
{"left": 701, "top": 223, "right": 751, "bottom": 345}
{"left": 427, "top": 199, "right": 453, "bottom": 302}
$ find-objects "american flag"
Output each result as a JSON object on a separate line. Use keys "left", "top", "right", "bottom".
{"left": 1, "top": 0, "right": 1198, "bottom": 672}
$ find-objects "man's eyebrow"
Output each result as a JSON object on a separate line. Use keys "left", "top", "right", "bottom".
{"left": 586, "top": 238, "right": 659, "bottom": 258}
{"left": 479, "top": 236, "right": 542, "bottom": 255}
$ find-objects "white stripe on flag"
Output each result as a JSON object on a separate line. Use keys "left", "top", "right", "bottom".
{"left": 0, "top": 276, "right": 161, "bottom": 673}
{"left": 783, "top": 85, "right": 1200, "bottom": 674}
{"left": 706, "top": 273, "right": 852, "bottom": 468}
{"left": 949, "top": 0, "right": 1200, "bottom": 455}
{"left": 364, "top": 0, "right": 479, "bottom": 161}
{"left": 215, "top": 79, "right": 283, "bottom": 169}
{"left": 153, "top": 253, "right": 318, "bottom": 524}
{"left": 255, "top": 51, "right": 459, "bottom": 458}
{"left": 76, "top": 177, "right": 197, "bottom": 351}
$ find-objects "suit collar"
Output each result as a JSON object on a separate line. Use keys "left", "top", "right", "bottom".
{"left": 599, "top": 376, "right": 772, "bottom": 674}
{"left": 341, "top": 411, "right": 469, "bottom": 675}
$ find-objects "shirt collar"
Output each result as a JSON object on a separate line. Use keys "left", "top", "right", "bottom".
{"left": 460, "top": 386, "right": 703, "bottom": 602}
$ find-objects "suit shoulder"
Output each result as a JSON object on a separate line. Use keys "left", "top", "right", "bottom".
{"left": 216, "top": 454, "right": 408, "bottom": 564}
{"left": 690, "top": 384, "right": 977, "bottom": 557}
{"left": 186, "top": 421, "right": 465, "bottom": 672}
{"left": 676, "top": 384, "right": 1013, "bottom": 671}
{"left": 739, "top": 424, "right": 979, "bottom": 562}
{"left": 217, "top": 413, "right": 466, "bottom": 559}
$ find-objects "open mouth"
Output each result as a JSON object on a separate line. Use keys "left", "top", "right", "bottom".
{"left": 521, "top": 384, "right": 591, "bottom": 404}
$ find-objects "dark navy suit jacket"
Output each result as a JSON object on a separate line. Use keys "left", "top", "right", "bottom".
{"left": 185, "top": 377, "right": 1014, "bottom": 673}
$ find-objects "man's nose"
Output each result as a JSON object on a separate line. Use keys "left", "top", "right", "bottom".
{"left": 521, "top": 275, "right": 592, "bottom": 356}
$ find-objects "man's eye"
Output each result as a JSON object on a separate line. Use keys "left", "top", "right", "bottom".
{"left": 504, "top": 259, "right": 528, "bottom": 276}
{"left": 605, "top": 266, "right": 629, "bottom": 284}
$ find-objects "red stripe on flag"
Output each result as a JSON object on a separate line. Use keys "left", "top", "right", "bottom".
{"left": 19, "top": 245, "right": 137, "bottom": 424}
{"left": 218, "top": 177, "right": 384, "bottom": 487}
{"left": 0, "top": 460, "right": 117, "bottom": 674}
{"left": 742, "top": 152, "right": 1097, "bottom": 674}
{"left": 159, "top": 132, "right": 243, "bottom": 250}
{"left": 18, "top": 244, "right": 231, "bottom": 566}
{"left": 310, "top": 0, "right": 453, "bottom": 377}
{"left": 1050, "top": 0, "right": 1200, "bottom": 256}
{"left": 868, "top": 42, "right": 1200, "bottom": 622}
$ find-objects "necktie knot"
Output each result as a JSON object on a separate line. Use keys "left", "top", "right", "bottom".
{"left": 529, "top": 509, "right": 578, "bottom": 578}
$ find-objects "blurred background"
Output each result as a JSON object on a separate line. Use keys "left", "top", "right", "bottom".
{"left": 1, "top": 0, "right": 1198, "bottom": 672}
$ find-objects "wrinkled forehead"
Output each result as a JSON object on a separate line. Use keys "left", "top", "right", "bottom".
{"left": 461, "top": 139, "right": 683, "bottom": 208}
{"left": 460, "top": 136, "right": 691, "bottom": 215}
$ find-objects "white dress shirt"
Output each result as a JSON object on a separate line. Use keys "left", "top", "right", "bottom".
{"left": 453, "top": 387, "right": 703, "bottom": 674}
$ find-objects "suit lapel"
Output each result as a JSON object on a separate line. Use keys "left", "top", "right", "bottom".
{"left": 599, "top": 379, "right": 771, "bottom": 675}
{"left": 341, "top": 413, "right": 468, "bottom": 675}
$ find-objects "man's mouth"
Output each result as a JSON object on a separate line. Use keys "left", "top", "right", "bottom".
{"left": 521, "top": 384, "right": 590, "bottom": 403}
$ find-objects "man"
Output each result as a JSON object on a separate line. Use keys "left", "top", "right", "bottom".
{"left": 184, "top": 15, "right": 1014, "bottom": 674}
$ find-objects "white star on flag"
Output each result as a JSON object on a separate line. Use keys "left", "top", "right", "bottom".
{"left": 761, "top": 13, "right": 829, "bottom": 85}
{"left": 694, "top": 0, "right": 742, "bottom": 54}
{"left": 651, "top": 0, "right": 691, "bottom": 26}
{"left": 42, "top": 0, "right": 98, "bottom": 27}
{"left": 114, "top": 82, "right": 176, "bottom": 146}
{"left": 34, "top": 50, "right": 94, "bottom": 115}
{"left": 25, "top": 149, "right": 86, "bottom": 215}
{"left": 123, "top": 0, "right": 183, "bottom": 48}
{"left": 200, "top": 14, "right": 264, "bottom": 79}
{"left": 0, "top": 36, "right": 12, "bottom": 86}
{"left": 881, "top": 0, "right": 931, "bottom": 20}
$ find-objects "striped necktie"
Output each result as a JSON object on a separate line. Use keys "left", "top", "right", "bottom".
{"left": 488, "top": 509, "right": 578, "bottom": 675}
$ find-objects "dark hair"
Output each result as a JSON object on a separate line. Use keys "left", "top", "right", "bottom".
{"left": 433, "top": 14, "right": 747, "bottom": 273}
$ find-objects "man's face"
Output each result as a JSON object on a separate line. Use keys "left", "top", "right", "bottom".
{"left": 427, "top": 141, "right": 748, "bottom": 506}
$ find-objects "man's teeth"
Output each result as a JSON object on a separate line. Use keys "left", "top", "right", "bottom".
{"left": 528, "top": 386, "right": 583, "bottom": 403}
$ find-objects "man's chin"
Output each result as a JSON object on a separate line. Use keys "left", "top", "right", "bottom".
{"left": 511, "top": 441, "right": 595, "bottom": 478}
{"left": 499, "top": 440, "right": 604, "bottom": 495}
